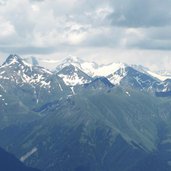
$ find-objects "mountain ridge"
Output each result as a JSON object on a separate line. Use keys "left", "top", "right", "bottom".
{"left": 1, "top": 54, "right": 171, "bottom": 171}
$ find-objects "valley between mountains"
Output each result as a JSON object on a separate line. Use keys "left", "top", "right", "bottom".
{"left": 1, "top": 54, "right": 171, "bottom": 171}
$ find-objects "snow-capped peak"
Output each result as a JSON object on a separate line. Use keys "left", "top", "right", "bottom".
{"left": 107, "top": 64, "right": 127, "bottom": 85}
{"left": 56, "top": 56, "right": 127, "bottom": 78}
{"left": 2, "top": 54, "right": 32, "bottom": 68}
{"left": 3, "top": 54, "right": 22, "bottom": 65}
{"left": 0, "top": 55, "right": 54, "bottom": 91}
{"left": 56, "top": 56, "right": 83, "bottom": 72}
{"left": 57, "top": 64, "right": 92, "bottom": 86}
{"left": 55, "top": 56, "right": 171, "bottom": 87}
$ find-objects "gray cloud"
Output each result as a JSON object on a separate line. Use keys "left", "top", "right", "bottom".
{"left": 0, "top": 46, "right": 56, "bottom": 54}
{"left": 133, "top": 39, "right": 171, "bottom": 51}
{"left": 109, "top": 0, "right": 171, "bottom": 28}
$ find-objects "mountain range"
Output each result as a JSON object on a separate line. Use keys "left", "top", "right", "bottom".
{"left": 53, "top": 56, "right": 171, "bottom": 93}
{"left": 1, "top": 54, "right": 171, "bottom": 171}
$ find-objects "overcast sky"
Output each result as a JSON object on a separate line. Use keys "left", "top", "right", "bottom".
{"left": 0, "top": 0, "right": 171, "bottom": 70}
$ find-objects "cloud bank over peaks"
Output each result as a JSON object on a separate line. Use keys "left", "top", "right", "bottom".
{"left": 0, "top": 0, "right": 171, "bottom": 70}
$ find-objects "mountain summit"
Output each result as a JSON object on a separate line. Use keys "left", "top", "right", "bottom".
{"left": 2, "top": 54, "right": 26, "bottom": 66}
{"left": 57, "top": 64, "right": 92, "bottom": 86}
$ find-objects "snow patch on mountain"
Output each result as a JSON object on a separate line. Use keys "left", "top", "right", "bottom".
{"left": 131, "top": 64, "right": 171, "bottom": 81}
{"left": 57, "top": 64, "right": 92, "bottom": 86}
{"left": 20, "top": 147, "right": 37, "bottom": 162}
{"left": 108, "top": 74, "right": 125, "bottom": 85}
{"left": 107, "top": 65, "right": 127, "bottom": 85}
{"left": 58, "top": 73, "right": 90, "bottom": 86}
{"left": 146, "top": 70, "right": 170, "bottom": 81}
{"left": 92, "top": 63, "right": 126, "bottom": 77}
{"left": 0, "top": 54, "right": 53, "bottom": 89}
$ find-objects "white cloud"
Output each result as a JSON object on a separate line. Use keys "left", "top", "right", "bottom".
{"left": 31, "top": 5, "right": 40, "bottom": 12}
{"left": 0, "top": 17, "right": 15, "bottom": 37}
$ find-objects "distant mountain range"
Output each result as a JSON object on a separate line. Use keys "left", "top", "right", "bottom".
{"left": 53, "top": 56, "right": 171, "bottom": 93}
{"left": 1, "top": 54, "right": 171, "bottom": 171}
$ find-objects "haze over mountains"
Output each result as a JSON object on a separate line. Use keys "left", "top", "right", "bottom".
{"left": 21, "top": 55, "right": 171, "bottom": 85}
{"left": 1, "top": 54, "right": 171, "bottom": 171}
